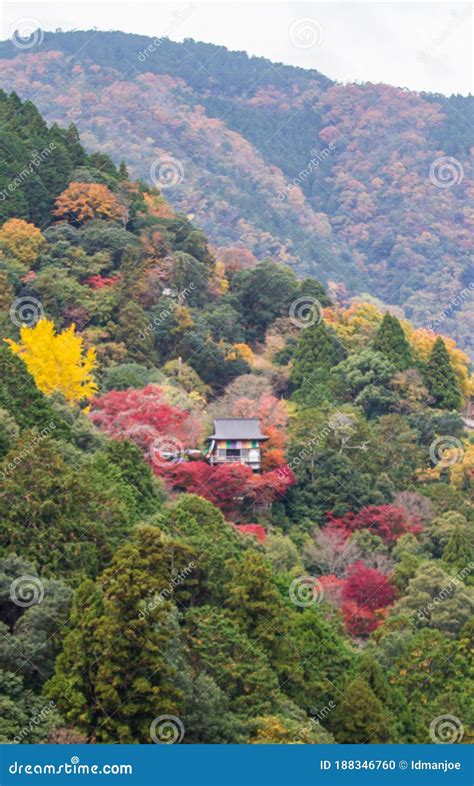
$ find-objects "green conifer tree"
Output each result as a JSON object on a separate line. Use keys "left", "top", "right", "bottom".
{"left": 290, "top": 320, "right": 346, "bottom": 393}
{"left": 423, "top": 337, "right": 461, "bottom": 410}
{"left": 442, "top": 526, "right": 472, "bottom": 574}
{"left": 329, "top": 676, "right": 391, "bottom": 743}
{"left": 372, "top": 312, "right": 412, "bottom": 369}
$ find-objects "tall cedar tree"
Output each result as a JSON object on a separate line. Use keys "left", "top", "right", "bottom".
{"left": 372, "top": 312, "right": 413, "bottom": 370}
{"left": 47, "top": 527, "right": 194, "bottom": 742}
{"left": 329, "top": 676, "right": 391, "bottom": 743}
{"left": 290, "top": 320, "right": 346, "bottom": 390}
{"left": 424, "top": 337, "right": 462, "bottom": 410}
{"left": 0, "top": 347, "right": 69, "bottom": 436}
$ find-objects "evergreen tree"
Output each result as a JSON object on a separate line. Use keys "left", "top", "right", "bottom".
{"left": 424, "top": 337, "right": 461, "bottom": 410}
{"left": 329, "top": 676, "right": 391, "bottom": 743}
{"left": 373, "top": 312, "right": 412, "bottom": 369}
{"left": 0, "top": 347, "right": 69, "bottom": 435}
{"left": 442, "top": 526, "right": 473, "bottom": 574}
{"left": 47, "top": 527, "right": 193, "bottom": 742}
{"left": 291, "top": 320, "right": 346, "bottom": 393}
{"left": 224, "top": 551, "right": 291, "bottom": 676}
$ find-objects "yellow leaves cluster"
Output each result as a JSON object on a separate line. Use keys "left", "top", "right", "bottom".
{"left": 324, "top": 302, "right": 383, "bottom": 350}
{"left": 417, "top": 441, "right": 474, "bottom": 490}
{"left": 325, "top": 301, "right": 473, "bottom": 403}
{"left": 0, "top": 218, "right": 46, "bottom": 266}
{"left": 212, "top": 259, "right": 229, "bottom": 294}
{"left": 403, "top": 324, "right": 474, "bottom": 402}
{"left": 6, "top": 318, "right": 98, "bottom": 403}
{"left": 226, "top": 342, "right": 254, "bottom": 365}
{"left": 54, "top": 182, "right": 125, "bottom": 223}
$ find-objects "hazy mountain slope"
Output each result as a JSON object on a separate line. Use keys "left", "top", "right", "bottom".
{"left": 0, "top": 30, "right": 472, "bottom": 352}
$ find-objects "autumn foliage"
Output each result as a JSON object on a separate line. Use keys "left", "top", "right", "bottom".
{"left": 89, "top": 384, "right": 203, "bottom": 455}
{"left": 6, "top": 318, "right": 97, "bottom": 402}
{"left": 54, "top": 182, "right": 125, "bottom": 223}
{"left": 0, "top": 218, "right": 46, "bottom": 266}
{"left": 325, "top": 505, "right": 422, "bottom": 544}
{"left": 235, "top": 524, "right": 267, "bottom": 543}
{"left": 158, "top": 460, "right": 295, "bottom": 518}
{"left": 341, "top": 562, "right": 396, "bottom": 637}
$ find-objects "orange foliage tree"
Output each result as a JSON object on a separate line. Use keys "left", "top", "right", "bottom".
{"left": 53, "top": 182, "right": 125, "bottom": 224}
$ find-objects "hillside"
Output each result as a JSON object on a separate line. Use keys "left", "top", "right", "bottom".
{"left": 0, "top": 30, "right": 473, "bottom": 353}
{"left": 0, "top": 93, "right": 473, "bottom": 746}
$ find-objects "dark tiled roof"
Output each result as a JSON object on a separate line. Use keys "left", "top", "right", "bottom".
{"left": 207, "top": 418, "right": 268, "bottom": 440}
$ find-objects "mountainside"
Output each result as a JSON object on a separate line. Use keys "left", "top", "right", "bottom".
{"left": 0, "top": 91, "right": 473, "bottom": 746}
{"left": 0, "top": 30, "right": 473, "bottom": 352}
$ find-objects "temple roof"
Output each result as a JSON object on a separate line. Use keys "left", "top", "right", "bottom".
{"left": 207, "top": 418, "right": 268, "bottom": 441}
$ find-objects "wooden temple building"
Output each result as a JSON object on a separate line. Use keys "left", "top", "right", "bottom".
{"left": 206, "top": 418, "right": 268, "bottom": 472}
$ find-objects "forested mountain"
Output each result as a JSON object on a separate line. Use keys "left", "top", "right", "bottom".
{"left": 0, "top": 30, "right": 472, "bottom": 352}
{"left": 0, "top": 92, "right": 473, "bottom": 745}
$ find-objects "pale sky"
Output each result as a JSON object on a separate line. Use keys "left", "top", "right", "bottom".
{"left": 1, "top": 1, "right": 472, "bottom": 95}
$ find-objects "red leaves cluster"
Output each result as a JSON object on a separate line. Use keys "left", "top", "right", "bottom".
{"left": 158, "top": 461, "right": 295, "bottom": 518}
{"left": 342, "top": 561, "right": 395, "bottom": 610}
{"left": 323, "top": 561, "right": 397, "bottom": 638}
{"left": 89, "top": 384, "right": 203, "bottom": 454}
{"left": 82, "top": 274, "right": 119, "bottom": 289}
{"left": 314, "top": 506, "right": 413, "bottom": 636}
{"left": 234, "top": 524, "right": 267, "bottom": 543}
{"left": 325, "top": 505, "right": 422, "bottom": 544}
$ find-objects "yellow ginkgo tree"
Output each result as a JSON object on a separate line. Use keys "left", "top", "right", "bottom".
{"left": 6, "top": 318, "right": 98, "bottom": 403}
